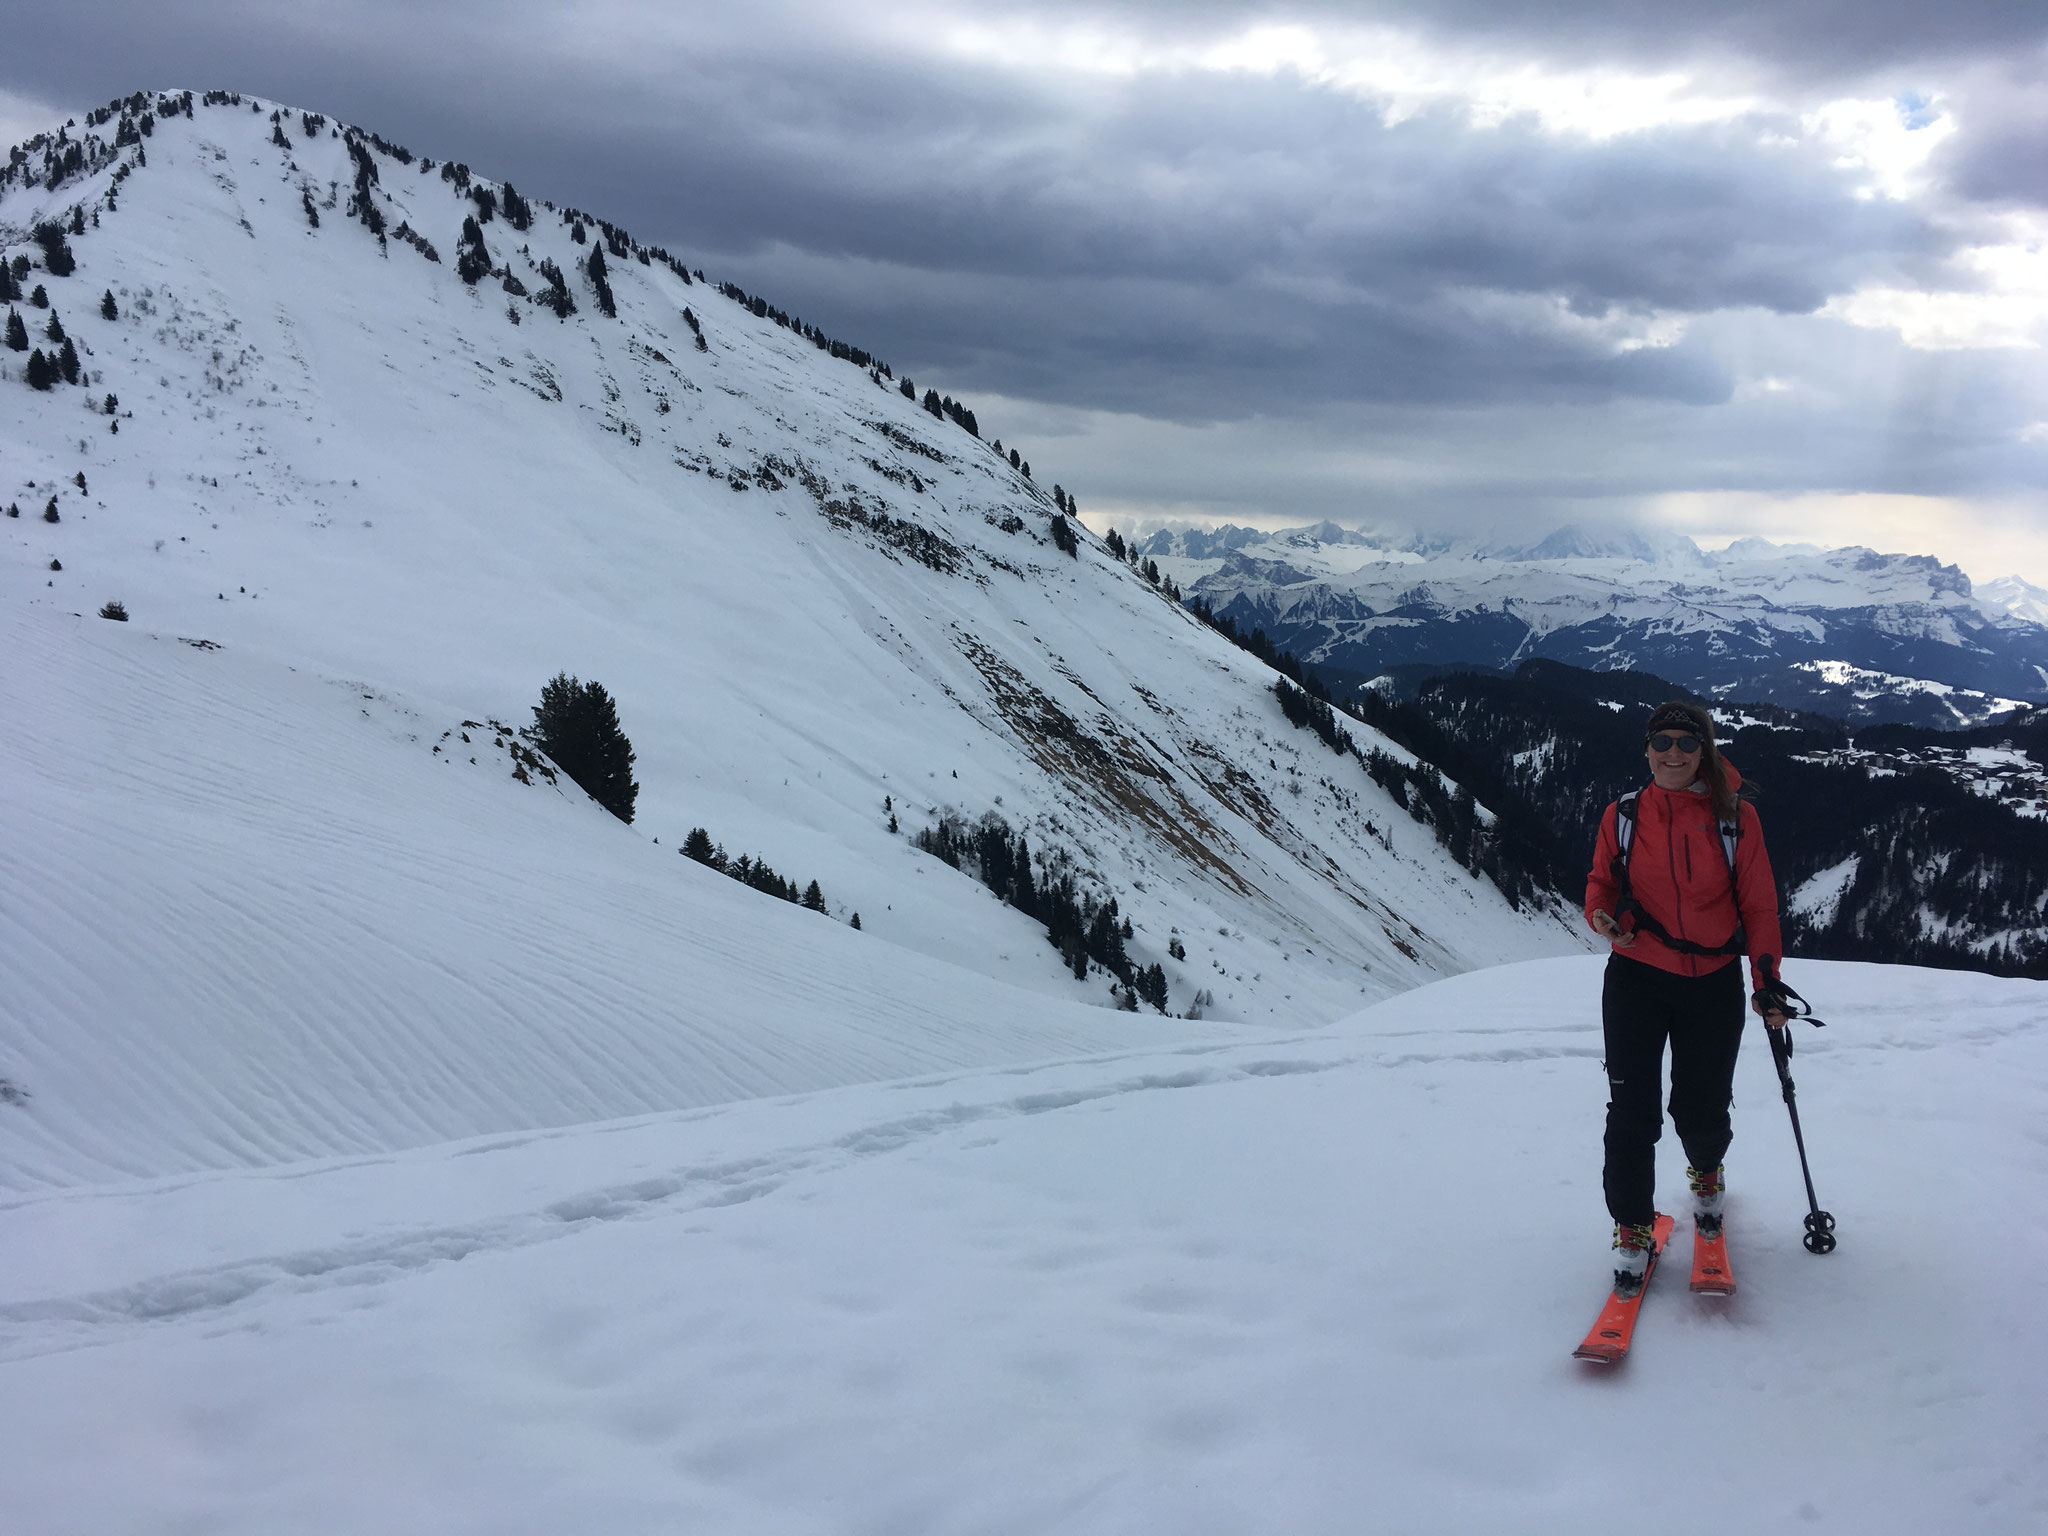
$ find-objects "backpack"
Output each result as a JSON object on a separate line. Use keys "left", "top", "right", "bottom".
{"left": 1611, "top": 788, "right": 1747, "bottom": 958}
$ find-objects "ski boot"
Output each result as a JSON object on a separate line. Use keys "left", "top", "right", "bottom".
{"left": 1688, "top": 1164, "right": 1726, "bottom": 1240}
{"left": 1612, "top": 1221, "right": 1656, "bottom": 1299}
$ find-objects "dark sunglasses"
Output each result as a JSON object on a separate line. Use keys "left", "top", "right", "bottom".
{"left": 1648, "top": 733, "right": 1702, "bottom": 754}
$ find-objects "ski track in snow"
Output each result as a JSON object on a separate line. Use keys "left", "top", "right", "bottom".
{"left": 0, "top": 958, "right": 2042, "bottom": 1534}
{"left": 0, "top": 1028, "right": 1598, "bottom": 1360}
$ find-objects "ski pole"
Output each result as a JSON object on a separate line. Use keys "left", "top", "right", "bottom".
{"left": 1765, "top": 1020, "right": 1837, "bottom": 1254}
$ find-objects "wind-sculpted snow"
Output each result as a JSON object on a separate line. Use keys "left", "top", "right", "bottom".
{"left": 0, "top": 958, "right": 2041, "bottom": 1532}
{"left": 0, "top": 607, "right": 1253, "bottom": 1189}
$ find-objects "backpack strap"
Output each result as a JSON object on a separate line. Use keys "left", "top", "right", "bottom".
{"left": 1610, "top": 786, "right": 1747, "bottom": 958}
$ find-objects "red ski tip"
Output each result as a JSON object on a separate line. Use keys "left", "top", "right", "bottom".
{"left": 1574, "top": 1212, "right": 1675, "bottom": 1364}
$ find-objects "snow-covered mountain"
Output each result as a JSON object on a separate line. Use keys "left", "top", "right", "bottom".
{"left": 1, "top": 91, "right": 1579, "bottom": 1185}
{"left": 1978, "top": 572, "right": 2048, "bottom": 628}
{"left": 1139, "top": 523, "right": 2048, "bottom": 728}
{"left": 6, "top": 93, "right": 2047, "bottom": 1535}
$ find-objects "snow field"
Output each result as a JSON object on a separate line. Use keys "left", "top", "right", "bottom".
{"left": 0, "top": 605, "right": 1244, "bottom": 1188}
{"left": 0, "top": 957, "right": 2042, "bottom": 1534}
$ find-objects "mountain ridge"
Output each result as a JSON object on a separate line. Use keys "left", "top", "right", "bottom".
{"left": 1127, "top": 521, "right": 2048, "bottom": 727}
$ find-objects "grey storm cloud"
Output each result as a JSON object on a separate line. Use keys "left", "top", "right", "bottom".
{"left": 8, "top": 1, "right": 2047, "bottom": 558}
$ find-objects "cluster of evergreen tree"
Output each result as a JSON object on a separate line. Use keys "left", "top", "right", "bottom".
{"left": 911, "top": 811, "right": 1170, "bottom": 1010}
{"left": 716, "top": 279, "right": 893, "bottom": 379}
{"left": 1188, "top": 598, "right": 1325, "bottom": 695}
{"left": 682, "top": 828, "right": 828, "bottom": 912}
{"left": 1274, "top": 679, "right": 1351, "bottom": 755}
{"left": 1048, "top": 513, "right": 1079, "bottom": 557}
{"left": 455, "top": 217, "right": 490, "bottom": 284}
{"left": 9, "top": 304, "right": 82, "bottom": 389}
{"left": 916, "top": 387, "right": 978, "bottom": 436}
{"left": 1196, "top": 601, "right": 1564, "bottom": 909}
{"left": 342, "top": 132, "right": 385, "bottom": 241}
{"left": 498, "top": 183, "right": 534, "bottom": 231}
{"left": 585, "top": 246, "right": 617, "bottom": 317}
{"left": 359, "top": 128, "right": 413, "bottom": 165}
{"left": 1097, "top": 522, "right": 1182, "bottom": 599}
{"left": 526, "top": 673, "right": 638, "bottom": 823}
{"left": 391, "top": 222, "right": 441, "bottom": 263}
{"left": 534, "top": 258, "right": 576, "bottom": 318}
{"left": 32, "top": 222, "right": 75, "bottom": 277}
{"left": 3, "top": 104, "right": 142, "bottom": 194}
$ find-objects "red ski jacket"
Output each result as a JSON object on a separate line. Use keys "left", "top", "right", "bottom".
{"left": 1584, "top": 762, "right": 1783, "bottom": 991}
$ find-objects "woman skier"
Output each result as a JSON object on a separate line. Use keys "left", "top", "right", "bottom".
{"left": 1585, "top": 700, "right": 1790, "bottom": 1297}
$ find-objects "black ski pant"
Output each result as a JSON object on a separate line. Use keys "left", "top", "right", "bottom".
{"left": 1601, "top": 953, "right": 1745, "bottom": 1230}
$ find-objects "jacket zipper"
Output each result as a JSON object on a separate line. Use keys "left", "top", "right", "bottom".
{"left": 1666, "top": 803, "right": 1693, "bottom": 970}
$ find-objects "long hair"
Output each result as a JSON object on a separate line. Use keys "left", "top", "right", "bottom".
{"left": 1648, "top": 699, "right": 1740, "bottom": 822}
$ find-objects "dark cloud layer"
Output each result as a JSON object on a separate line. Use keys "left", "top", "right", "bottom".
{"left": 7, "top": 2, "right": 2047, "bottom": 565}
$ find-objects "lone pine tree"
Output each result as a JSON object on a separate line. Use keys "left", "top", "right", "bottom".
{"left": 529, "top": 674, "right": 638, "bottom": 823}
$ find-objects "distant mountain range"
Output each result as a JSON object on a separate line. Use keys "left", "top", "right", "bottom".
{"left": 1134, "top": 522, "right": 2048, "bottom": 729}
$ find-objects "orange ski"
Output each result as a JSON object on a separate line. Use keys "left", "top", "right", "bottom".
{"left": 1574, "top": 1212, "right": 1675, "bottom": 1364}
{"left": 1689, "top": 1221, "right": 1735, "bottom": 1296}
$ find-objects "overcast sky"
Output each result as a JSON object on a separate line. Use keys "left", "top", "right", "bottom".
{"left": 9, "top": 2, "right": 2048, "bottom": 582}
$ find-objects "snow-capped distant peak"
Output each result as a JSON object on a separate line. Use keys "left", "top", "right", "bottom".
{"left": 1979, "top": 574, "right": 2048, "bottom": 626}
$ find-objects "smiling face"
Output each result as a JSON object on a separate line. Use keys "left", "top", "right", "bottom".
{"left": 1646, "top": 731, "right": 1704, "bottom": 791}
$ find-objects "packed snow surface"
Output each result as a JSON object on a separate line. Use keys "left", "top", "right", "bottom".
{"left": 1, "top": 957, "right": 2042, "bottom": 1534}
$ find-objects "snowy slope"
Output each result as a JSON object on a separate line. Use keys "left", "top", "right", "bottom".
{"left": 1, "top": 957, "right": 2041, "bottom": 1534}
{"left": 1, "top": 92, "right": 1575, "bottom": 1068}
{"left": 0, "top": 605, "right": 1240, "bottom": 1189}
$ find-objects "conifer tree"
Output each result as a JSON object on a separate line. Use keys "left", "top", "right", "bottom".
{"left": 57, "top": 337, "right": 79, "bottom": 384}
{"left": 100, "top": 289, "right": 117, "bottom": 320}
{"left": 585, "top": 246, "right": 616, "bottom": 317}
{"left": 44, "top": 312, "right": 65, "bottom": 343}
{"left": 803, "top": 879, "right": 826, "bottom": 912}
{"left": 4, "top": 309, "right": 25, "bottom": 351}
{"left": 455, "top": 216, "right": 490, "bottom": 285}
{"left": 24, "top": 347, "right": 52, "bottom": 389}
{"left": 529, "top": 674, "right": 638, "bottom": 823}
{"left": 32, "top": 222, "right": 75, "bottom": 277}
